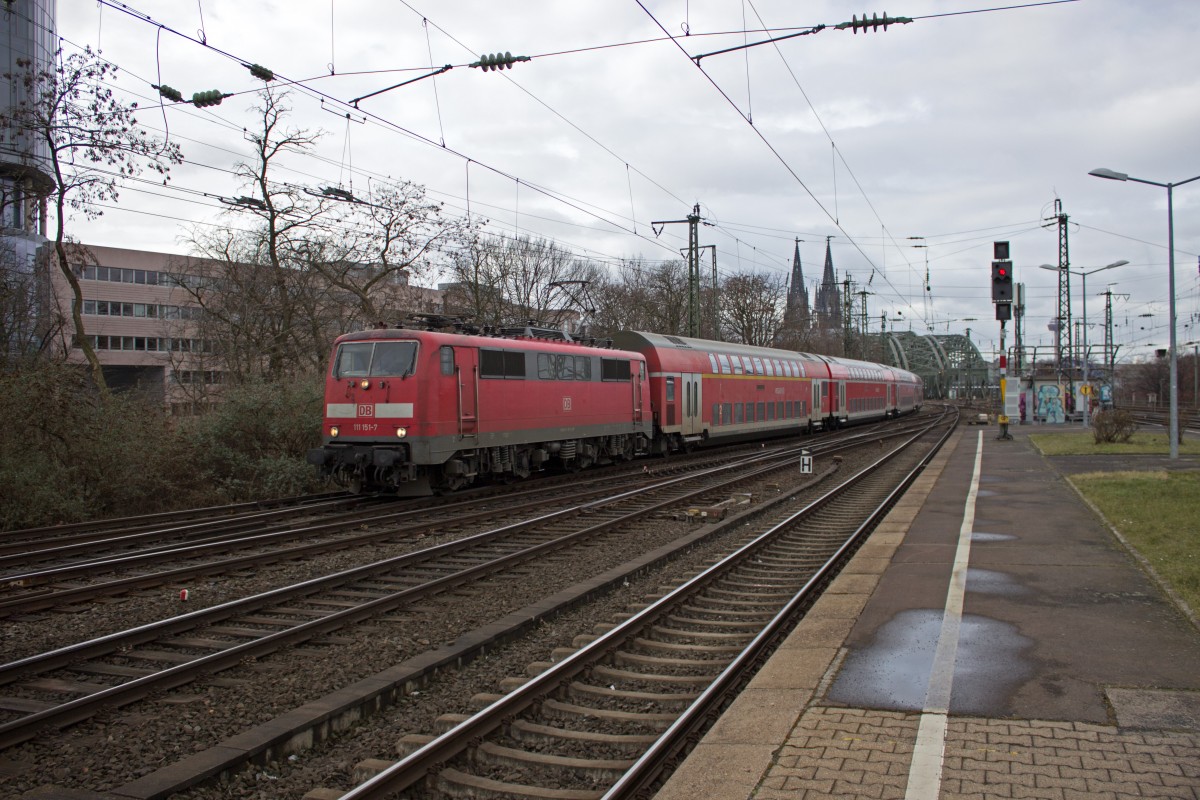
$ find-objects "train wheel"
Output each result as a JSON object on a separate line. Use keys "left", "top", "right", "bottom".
{"left": 431, "top": 469, "right": 471, "bottom": 493}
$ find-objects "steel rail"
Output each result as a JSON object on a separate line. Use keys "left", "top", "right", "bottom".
{"left": 338, "top": 411, "right": 954, "bottom": 799}
{"left": 0, "top": 441, "right": 832, "bottom": 751}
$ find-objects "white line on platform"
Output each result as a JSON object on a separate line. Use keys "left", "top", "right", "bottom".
{"left": 903, "top": 430, "right": 983, "bottom": 800}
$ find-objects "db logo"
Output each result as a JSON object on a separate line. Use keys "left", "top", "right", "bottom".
{"left": 562, "top": 397, "right": 572, "bottom": 411}
{"left": 357, "top": 404, "right": 374, "bottom": 417}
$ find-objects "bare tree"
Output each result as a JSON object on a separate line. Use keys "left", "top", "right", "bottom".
{"left": 308, "top": 181, "right": 478, "bottom": 322}
{"left": 589, "top": 258, "right": 689, "bottom": 337}
{"left": 1120, "top": 357, "right": 1170, "bottom": 408}
{"left": 0, "top": 48, "right": 183, "bottom": 394}
{"left": 719, "top": 271, "right": 787, "bottom": 347}
{"left": 180, "top": 87, "right": 472, "bottom": 383}
{"left": 445, "top": 234, "right": 596, "bottom": 330}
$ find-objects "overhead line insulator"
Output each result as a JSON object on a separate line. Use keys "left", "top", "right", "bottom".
{"left": 154, "top": 84, "right": 183, "bottom": 103}
{"left": 470, "top": 51, "right": 531, "bottom": 72}
{"left": 835, "top": 12, "right": 913, "bottom": 33}
{"left": 247, "top": 63, "right": 275, "bottom": 82}
{"left": 191, "top": 89, "right": 228, "bottom": 108}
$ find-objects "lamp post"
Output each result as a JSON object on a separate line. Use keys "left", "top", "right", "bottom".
{"left": 1039, "top": 260, "right": 1129, "bottom": 428}
{"left": 1090, "top": 167, "right": 1200, "bottom": 459}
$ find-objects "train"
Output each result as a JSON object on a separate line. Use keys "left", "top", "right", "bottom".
{"left": 305, "top": 319, "right": 923, "bottom": 495}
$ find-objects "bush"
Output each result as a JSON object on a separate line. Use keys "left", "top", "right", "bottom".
{"left": 0, "top": 361, "right": 192, "bottom": 528}
{"left": 0, "top": 362, "right": 326, "bottom": 530}
{"left": 1092, "top": 409, "right": 1136, "bottom": 444}
{"left": 175, "top": 375, "right": 325, "bottom": 503}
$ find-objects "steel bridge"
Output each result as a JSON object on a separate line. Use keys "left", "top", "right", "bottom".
{"left": 878, "top": 331, "right": 991, "bottom": 400}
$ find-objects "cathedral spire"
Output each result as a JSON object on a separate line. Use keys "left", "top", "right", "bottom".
{"left": 785, "top": 237, "right": 810, "bottom": 327}
{"left": 813, "top": 236, "right": 843, "bottom": 330}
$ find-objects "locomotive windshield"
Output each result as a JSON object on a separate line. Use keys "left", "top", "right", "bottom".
{"left": 334, "top": 340, "right": 418, "bottom": 378}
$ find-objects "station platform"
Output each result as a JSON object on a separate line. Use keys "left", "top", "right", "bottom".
{"left": 655, "top": 423, "right": 1200, "bottom": 800}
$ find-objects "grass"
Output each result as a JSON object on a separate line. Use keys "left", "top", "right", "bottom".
{"left": 1030, "top": 432, "right": 1200, "bottom": 457}
{"left": 1068, "top": 470, "right": 1200, "bottom": 620}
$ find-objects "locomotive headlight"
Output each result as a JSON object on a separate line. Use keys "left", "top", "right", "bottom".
{"left": 359, "top": 379, "right": 371, "bottom": 390}
{"left": 329, "top": 425, "right": 340, "bottom": 438}
{"left": 395, "top": 427, "right": 407, "bottom": 438}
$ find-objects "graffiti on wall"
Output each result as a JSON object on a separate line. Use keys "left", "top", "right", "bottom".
{"left": 1035, "top": 382, "right": 1066, "bottom": 424}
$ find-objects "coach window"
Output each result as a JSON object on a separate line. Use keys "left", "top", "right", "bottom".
{"left": 557, "top": 354, "right": 576, "bottom": 380}
{"left": 756, "top": 401, "right": 766, "bottom": 421}
{"left": 440, "top": 346, "right": 455, "bottom": 376}
{"left": 601, "top": 358, "right": 631, "bottom": 381}
{"left": 665, "top": 376, "right": 675, "bottom": 402}
{"left": 735, "top": 403, "right": 744, "bottom": 424}
{"left": 482, "top": 349, "right": 526, "bottom": 379}
{"left": 712, "top": 403, "right": 720, "bottom": 425}
{"left": 575, "top": 356, "right": 591, "bottom": 380}
{"left": 708, "top": 353, "right": 720, "bottom": 373}
{"left": 717, "top": 353, "right": 732, "bottom": 374}
{"left": 763, "top": 359, "right": 774, "bottom": 377}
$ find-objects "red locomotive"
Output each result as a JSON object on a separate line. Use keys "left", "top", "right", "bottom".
{"left": 307, "top": 320, "right": 922, "bottom": 494}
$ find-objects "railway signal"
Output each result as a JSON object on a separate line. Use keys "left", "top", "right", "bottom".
{"left": 991, "top": 261, "right": 1013, "bottom": 303}
{"left": 993, "top": 242, "right": 1014, "bottom": 434}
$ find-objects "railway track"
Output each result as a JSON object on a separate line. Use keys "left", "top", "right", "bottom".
{"left": 0, "top": 411, "right": 949, "bottom": 797}
{"left": 0, "top": 423, "right": 907, "bottom": 619}
{"left": 329, "top": 409, "right": 957, "bottom": 800}
{"left": 0, "top": 424, "right": 907, "bottom": 753}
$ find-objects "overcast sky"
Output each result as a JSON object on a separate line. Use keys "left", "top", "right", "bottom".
{"left": 50, "top": 0, "right": 1200, "bottom": 360}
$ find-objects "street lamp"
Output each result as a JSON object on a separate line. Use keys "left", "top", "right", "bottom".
{"left": 1039, "top": 259, "right": 1129, "bottom": 427}
{"left": 1090, "top": 167, "right": 1200, "bottom": 459}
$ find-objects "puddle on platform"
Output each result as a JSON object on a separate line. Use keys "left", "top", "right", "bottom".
{"left": 971, "top": 531, "right": 1017, "bottom": 543}
{"left": 826, "top": 609, "right": 1033, "bottom": 715}
{"left": 966, "top": 568, "right": 1029, "bottom": 596}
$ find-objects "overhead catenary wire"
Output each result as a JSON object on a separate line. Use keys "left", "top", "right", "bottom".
{"left": 21, "top": 0, "right": 1167, "bottom": 352}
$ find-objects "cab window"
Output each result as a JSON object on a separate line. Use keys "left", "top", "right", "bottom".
{"left": 334, "top": 340, "right": 418, "bottom": 378}
{"left": 335, "top": 343, "right": 372, "bottom": 377}
{"left": 372, "top": 341, "right": 418, "bottom": 376}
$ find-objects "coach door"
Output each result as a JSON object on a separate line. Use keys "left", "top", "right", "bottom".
{"left": 453, "top": 346, "right": 479, "bottom": 438}
{"left": 681, "top": 372, "right": 702, "bottom": 436}
{"left": 631, "top": 362, "right": 644, "bottom": 423}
